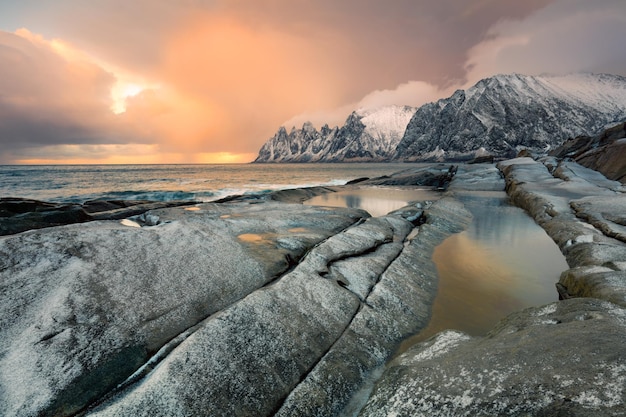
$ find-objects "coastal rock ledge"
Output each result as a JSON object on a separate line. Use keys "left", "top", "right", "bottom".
{"left": 360, "top": 298, "right": 626, "bottom": 417}
{"left": 0, "top": 182, "right": 471, "bottom": 416}
{"left": 1, "top": 161, "right": 626, "bottom": 416}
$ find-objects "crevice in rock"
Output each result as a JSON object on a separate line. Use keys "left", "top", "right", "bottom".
{"left": 260, "top": 218, "right": 368, "bottom": 289}
{"left": 75, "top": 216, "right": 369, "bottom": 416}
{"left": 269, "top": 295, "right": 364, "bottom": 417}
{"left": 323, "top": 236, "right": 393, "bottom": 270}
{"left": 270, "top": 223, "right": 418, "bottom": 416}
{"left": 359, "top": 234, "right": 413, "bottom": 304}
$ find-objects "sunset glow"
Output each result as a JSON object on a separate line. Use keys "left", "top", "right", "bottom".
{"left": 1, "top": 1, "right": 625, "bottom": 164}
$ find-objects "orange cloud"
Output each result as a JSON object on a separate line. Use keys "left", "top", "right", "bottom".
{"left": 3, "top": 1, "right": 624, "bottom": 165}
{"left": 144, "top": 14, "right": 349, "bottom": 154}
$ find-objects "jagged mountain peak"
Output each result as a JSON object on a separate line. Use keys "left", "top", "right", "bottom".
{"left": 256, "top": 72, "right": 626, "bottom": 163}
{"left": 255, "top": 104, "right": 417, "bottom": 162}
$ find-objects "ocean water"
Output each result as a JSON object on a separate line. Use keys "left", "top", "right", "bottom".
{"left": 0, "top": 163, "right": 413, "bottom": 203}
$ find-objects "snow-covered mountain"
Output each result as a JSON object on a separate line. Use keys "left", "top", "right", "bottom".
{"left": 254, "top": 105, "right": 416, "bottom": 162}
{"left": 397, "top": 73, "right": 626, "bottom": 161}
{"left": 255, "top": 73, "right": 626, "bottom": 163}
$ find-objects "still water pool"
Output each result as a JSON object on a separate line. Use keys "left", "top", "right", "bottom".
{"left": 404, "top": 190, "right": 569, "bottom": 347}
{"left": 306, "top": 187, "right": 569, "bottom": 344}
{"left": 304, "top": 186, "right": 441, "bottom": 217}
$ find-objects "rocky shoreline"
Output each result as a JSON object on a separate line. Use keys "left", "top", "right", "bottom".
{"left": 360, "top": 158, "right": 626, "bottom": 416}
{"left": 0, "top": 160, "right": 625, "bottom": 416}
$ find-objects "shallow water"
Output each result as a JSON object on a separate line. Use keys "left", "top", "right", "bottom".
{"left": 304, "top": 187, "right": 441, "bottom": 217}
{"left": 305, "top": 187, "right": 569, "bottom": 349}
{"left": 399, "top": 191, "right": 569, "bottom": 349}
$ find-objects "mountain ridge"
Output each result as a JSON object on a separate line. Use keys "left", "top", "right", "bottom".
{"left": 255, "top": 73, "right": 626, "bottom": 163}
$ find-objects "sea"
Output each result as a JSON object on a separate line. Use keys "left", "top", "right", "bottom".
{"left": 0, "top": 163, "right": 413, "bottom": 204}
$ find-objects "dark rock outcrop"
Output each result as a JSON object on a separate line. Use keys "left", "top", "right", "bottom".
{"left": 0, "top": 198, "right": 197, "bottom": 236}
{"left": 550, "top": 121, "right": 626, "bottom": 183}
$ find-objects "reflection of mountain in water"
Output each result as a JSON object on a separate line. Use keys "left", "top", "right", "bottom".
{"left": 458, "top": 193, "right": 539, "bottom": 246}
{"left": 344, "top": 195, "right": 362, "bottom": 210}
{"left": 405, "top": 191, "right": 569, "bottom": 345}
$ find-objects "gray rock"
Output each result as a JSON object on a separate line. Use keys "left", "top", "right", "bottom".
{"left": 498, "top": 157, "right": 626, "bottom": 310}
{"left": 560, "top": 267, "right": 626, "bottom": 308}
{"left": 397, "top": 74, "right": 626, "bottom": 161}
{"left": 0, "top": 201, "right": 366, "bottom": 417}
{"left": 359, "top": 298, "right": 626, "bottom": 417}
{"left": 84, "top": 212, "right": 441, "bottom": 416}
{"left": 358, "top": 164, "right": 456, "bottom": 189}
{"left": 256, "top": 74, "right": 626, "bottom": 163}
{"left": 447, "top": 163, "right": 504, "bottom": 192}
{"left": 273, "top": 198, "right": 472, "bottom": 417}
{"left": 255, "top": 106, "right": 416, "bottom": 163}
{"left": 571, "top": 195, "right": 626, "bottom": 243}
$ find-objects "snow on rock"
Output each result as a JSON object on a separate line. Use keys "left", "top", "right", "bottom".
{"left": 272, "top": 198, "right": 472, "bottom": 417}
{"left": 359, "top": 298, "right": 626, "bottom": 417}
{"left": 84, "top": 205, "right": 465, "bottom": 417}
{"left": 255, "top": 105, "right": 416, "bottom": 162}
{"left": 398, "top": 73, "right": 626, "bottom": 161}
{"left": 0, "top": 201, "right": 366, "bottom": 417}
{"left": 256, "top": 73, "right": 626, "bottom": 163}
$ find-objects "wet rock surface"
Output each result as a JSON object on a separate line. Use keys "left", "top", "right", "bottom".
{"left": 0, "top": 182, "right": 472, "bottom": 417}
{"left": 0, "top": 202, "right": 365, "bottom": 416}
{"left": 498, "top": 157, "right": 626, "bottom": 307}
{"left": 355, "top": 158, "right": 626, "bottom": 416}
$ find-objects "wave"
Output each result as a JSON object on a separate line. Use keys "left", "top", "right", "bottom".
{"left": 65, "top": 190, "right": 215, "bottom": 203}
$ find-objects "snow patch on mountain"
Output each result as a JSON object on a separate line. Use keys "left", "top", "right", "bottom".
{"left": 256, "top": 73, "right": 626, "bottom": 162}
{"left": 255, "top": 105, "right": 416, "bottom": 163}
{"left": 397, "top": 73, "right": 626, "bottom": 161}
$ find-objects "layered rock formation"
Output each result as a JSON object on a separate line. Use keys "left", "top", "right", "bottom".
{"left": 358, "top": 158, "right": 626, "bottom": 416}
{"left": 0, "top": 166, "right": 474, "bottom": 417}
{"left": 550, "top": 121, "right": 626, "bottom": 183}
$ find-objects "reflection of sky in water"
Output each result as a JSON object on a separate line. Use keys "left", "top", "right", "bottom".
{"left": 304, "top": 188, "right": 441, "bottom": 217}
{"left": 400, "top": 191, "right": 569, "bottom": 351}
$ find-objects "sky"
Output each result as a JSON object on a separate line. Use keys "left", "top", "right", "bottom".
{"left": 1, "top": 0, "right": 625, "bottom": 164}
